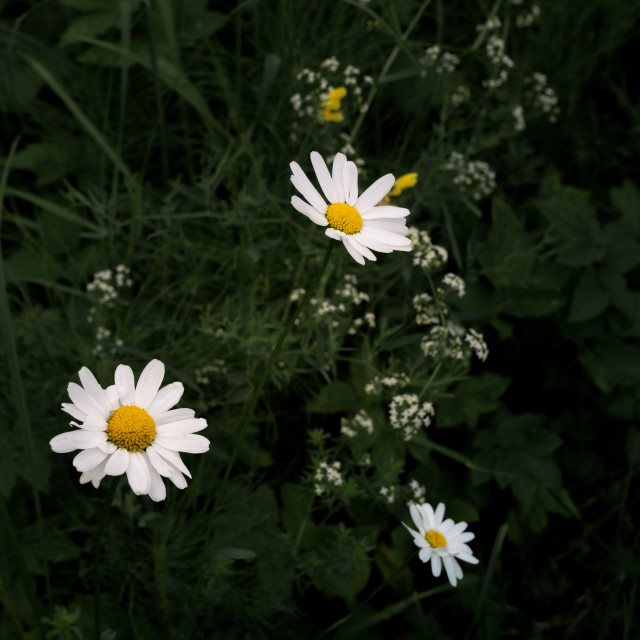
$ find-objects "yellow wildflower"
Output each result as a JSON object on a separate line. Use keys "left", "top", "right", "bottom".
{"left": 389, "top": 173, "right": 418, "bottom": 197}
{"left": 320, "top": 86, "right": 347, "bottom": 122}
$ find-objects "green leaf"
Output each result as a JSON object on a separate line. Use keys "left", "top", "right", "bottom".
{"left": 436, "top": 373, "right": 510, "bottom": 429}
{"left": 307, "top": 381, "right": 360, "bottom": 414}
{"left": 536, "top": 192, "right": 605, "bottom": 266}
{"left": 477, "top": 198, "right": 536, "bottom": 288}
{"left": 602, "top": 221, "right": 640, "bottom": 273}
{"left": 610, "top": 180, "right": 640, "bottom": 235}
{"left": 568, "top": 269, "right": 609, "bottom": 322}
{"left": 626, "top": 428, "right": 640, "bottom": 466}
{"left": 579, "top": 338, "right": 640, "bottom": 391}
{"left": 210, "top": 548, "right": 256, "bottom": 561}
{"left": 60, "top": 11, "right": 119, "bottom": 45}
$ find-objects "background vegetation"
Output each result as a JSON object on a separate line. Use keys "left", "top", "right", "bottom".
{"left": 1, "top": 0, "right": 639, "bottom": 638}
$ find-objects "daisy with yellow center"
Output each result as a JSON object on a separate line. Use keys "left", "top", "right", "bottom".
{"left": 403, "top": 502, "right": 479, "bottom": 587}
{"left": 320, "top": 86, "right": 347, "bottom": 122}
{"left": 50, "top": 359, "right": 209, "bottom": 502}
{"left": 289, "top": 151, "right": 412, "bottom": 265}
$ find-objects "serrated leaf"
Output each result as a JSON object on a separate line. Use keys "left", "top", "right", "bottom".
{"left": 610, "top": 180, "right": 640, "bottom": 234}
{"left": 568, "top": 269, "right": 609, "bottom": 322}
{"left": 307, "top": 380, "right": 359, "bottom": 414}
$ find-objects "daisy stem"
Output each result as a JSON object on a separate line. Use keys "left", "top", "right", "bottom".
{"left": 94, "top": 476, "right": 119, "bottom": 640}
{"left": 205, "top": 242, "right": 334, "bottom": 538}
{"left": 315, "top": 549, "right": 419, "bottom": 639}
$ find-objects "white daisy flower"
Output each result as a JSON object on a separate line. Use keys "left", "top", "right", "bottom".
{"left": 403, "top": 502, "right": 479, "bottom": 587}
{"left": 289, "top": 151, "right": 412, "bottom": 265}
{"left": 50, "top": 359, "right": 209, "bottom": 502}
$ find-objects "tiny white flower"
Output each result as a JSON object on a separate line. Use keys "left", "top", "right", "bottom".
{"left": 289, "top": 152, "right": 412, "bottom": 265}
{"left": 51, "top": 360, "right": 209, "bottom": 502}
{"left": 403, "top": 502, "right": 479, "bottom": 587}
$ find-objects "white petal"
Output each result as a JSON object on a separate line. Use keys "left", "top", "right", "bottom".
{"left": 168, "top": 468, "right": 187, "bottom": 489}
{"left": 419, "top": 546, "right": 432, "bottom": 563}
{"left": 157, "top": 418, "right": 208, "bottom": 434}
{"left": 353, "top": 230, "right": 394, "bottom": 253}
{"left": 155, "top": 433, "right": 210, "bottom": 454}
{"left": 126, "top": 452, "right": 150, "bottom": 495}
{"left": 431, "top": 552, "right": 442, "bottom": 577}
{"left": 347, "top": 236, "right": 376, "bottom": 262}
{"left": 73, "top": 448, "right": 108, "bottom": 473}
{"left": 105, "top": 448, "right": 130, "bottom": 475}
{"left": 80, "top": 458, "right": 108, "bottom": 487}
{"left": 361, "top": 205, "right": 410, "bottom": 220}
{"left": 154, "top": 408, "right": 195, "bottom": 426}
{"left": 440, "top": 518, "right": 455, "bottom": 535}
{"left": 145, "top": 445, "right": 175, "bottom": 477}
{"left": 67, "top": 383, "right": 106, "bottom": 419}
{"left": 434, "top": 503, "right": 446, "bottom": 527}
{"left": 325, "top": 228, "right": 343, "bottom": 242}
{"left": 442, "top": 556, "right": 459, "bottom": 587}
{"left": 456, "top": 552, "right": 479, "bottom": 565}
{"left": 291, "top": 196, "right": 329, "bottom": 226}
{"left": 96, "top": 440, "right": 118, "bottom": 454}
{"left": 78, "top": 367, "right": 110, "bottom": 412}
{"left": 343, "top": 161, "right": 358, "bottom": 206}
{"left": 77, "top": 414, "right": 107, "bottom": 431}
{"left": 454, "top": 532, "right": 475, "bottom": 544}
{"left": 366, "top": 219, "right": 409, "bottom": 234}
{"left": 422, "top": 503, "right": 435, "bottom": 530}
{"left": 361, "top": 225, "right": 412, "bottom": 246}
{"left": 356, "top": 174, "right": 395, "bottom": 211}
{"left": 143, "top": 454, "right": 166, "bottom": 502}
{"left": 341, "top": 237, "right": 366, "bottom": 265}
{"left": 332, "top": 152, "right": 347, "bottom": 202}
{"left": 61, "top": 402, "right": 85, "bottom": 421}
{"left": 115, "top": 364, "right": 135, "bottom": 405}
{"left": 150, "top": 443, "right": 192, "bottom": 478}
{"left": 310, "top": 151, "right": 338, "bottom": 203}
{"left": 290, "top": 162, "right": 327, "bottom": 212}
{"left": 147, "top": 382, "right": 184, "bottom": 416}
{"left": 134, "top": 359, "right": 165, "bottom": 409}
{"left": 446, "top": 521, "right": 468, "bottom": 538}
{"left": 50, "top": 430, "right": 105, "bottom": 453}
{"left": 105, "top": 385, "right": 120, "bottom": 409}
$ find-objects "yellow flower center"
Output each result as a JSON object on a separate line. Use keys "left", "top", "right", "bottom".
{"left": 106, "top": 405, "right": 156, "bottom": 452}
{"left": 425, "top": 530, "right": 447, "bottom": 548}
{"left": 326, "top": 203, "right": 363, "bottom": 235}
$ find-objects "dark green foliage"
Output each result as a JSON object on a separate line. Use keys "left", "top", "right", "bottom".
{"left": 0, "top": 0, "right": 639, "bottom": 638}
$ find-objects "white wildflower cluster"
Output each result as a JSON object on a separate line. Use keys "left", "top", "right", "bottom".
{"left": 86, "top": 265, "right": 132, "bottom": 307}
{"left": 421, "top": 45, "right": 461, "bottom": 75}
{"left": 442, "top": 151, "right": 497, "bottom": 200}
{"left": 421, "top": 321, "right": 489, "bottom": 362}
{"left": 335, "top": 274, "right": 370, "bottom": 304}
{"left": 389, "top": 394, "right": 435, "bottom": 441}
{"left": 513, "top": 104, "right": 526, "bottom": 131}
{"left": 441, "top": 273, "right": 466, "bottom": 298}
{"left": 289, "top": 288, "right": 306, "bottom": 302}
{"left": 92, "top": 326, "right": 123, "bottom": 357}
{"left": 451, "top": 84, "right": 471, "bottom": 108}
{"left": 331, "top": 133, "right": 366, "bottom": 168}
{"left": 194, "top": 359, "right": 227, "bottom": 385}
{"left": 475, "top": 15, "right": 501, "bottom": 32}
{"left": 379, "top": 485, "right": 396, "bottom": 504}
{"left": 340, "top": 409, "right": 374, "bottom": 439}
{"left": 413, "top": 293, "right": 443, "bottom": 326}
{"left": 308, "top": 298, "right": 347, "bottom": 329}
{"left": 408, "top": 227, "right": 448, "bottom": 271}
{"left": 516, "top": 4, "right": 540, "bottom": 28}
{"left": 349, "top": 312, "right": 376, "bottom": 335}
{"left": 364, "top": 372, "right": 410, "bottom": 396}
{"left": 407, "top": 479, "right": 427, "bottom": 506}
{"left": 526, "top": 73, "right": 560, "bottom": 122}
{"left": 483, "top": 35, "right": 514, "bottom": 89}
{"left": 290, "top": 57, "right": 372, "bottom": 127}
{"left": 359, "top": 452, "right": 372, "bottom": 466}
{"left": 314, "top": 460, "right": 343, "bottom": 496}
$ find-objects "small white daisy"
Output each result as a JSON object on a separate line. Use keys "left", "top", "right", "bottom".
{"left": 289, "top": 151, "right": 412, "bottom": 265}
{"left": 403, "top": 502, "right": 479, "bottom": 587}
{"left": 50, "top": 359, "right": 209, "bottom": 502}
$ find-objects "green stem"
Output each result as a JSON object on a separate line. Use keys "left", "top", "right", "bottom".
{"left": 315, "top": 549, "right": 419, "bottom": 639}
{"left": 205, "top": 242, "right": 335, "bottom": 540}
{"left": 349, "top": 0, "right": 433, "bottom": 144}
{"left": 94, "top": 477, "right": 120, "bottom": 640}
